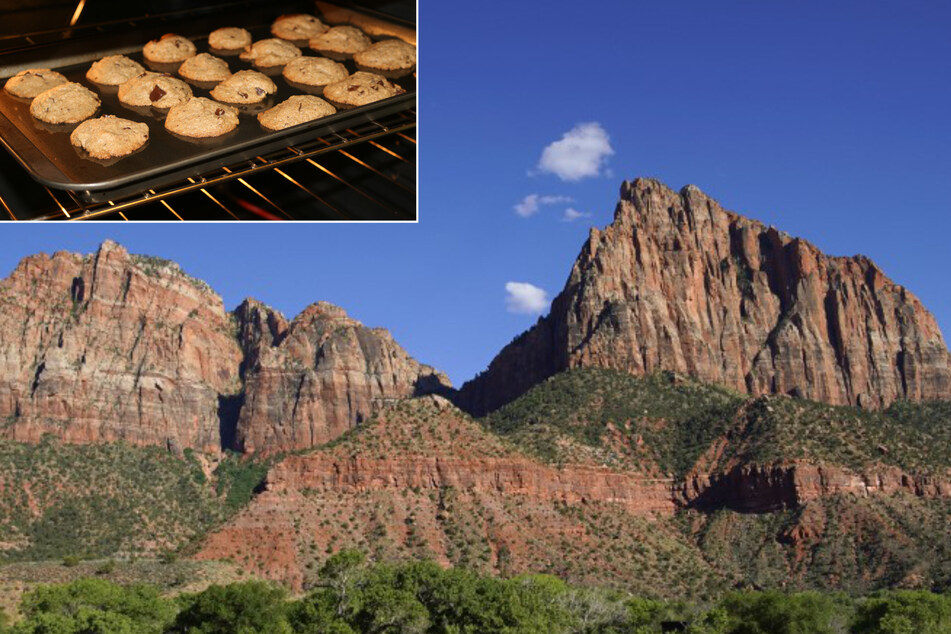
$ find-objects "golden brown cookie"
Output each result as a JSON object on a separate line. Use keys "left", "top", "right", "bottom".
{"left": 323, "top": 71, "right": 405, "bottom": 108}
{"left": 257, "top": 95, "right": 336, "bottom": 130}
{"left": 118, "top": 72, "right": 192, "bottom": 108}
{"left": 308, "top": 25, "right": 371, "bottom": 58}
{"left": 86, "top": 55, "right": 146, "bottom": 86}
{"left": 143, "top": 34, "right": 197, "bottom": 63}
{"left": 164, "top": 97, "right": 238, "bottom": 138}
{"left": 70, "top": 115, "right": 149, "bottom": 159}
{"left": 209, "top": 69, "right": 277, "bottom": 104}
{"left": 239, "top": 38, "right": 302, "bottom": 68}
{"left": 354, "top": 39, "right": 416, "bottom": 72}
{"left": 30, "top": 82, "right": 100, "bottom": 124}
{"left": 4, "top": 68, "right": 68, "bottom": 99}
{"left": 208, "top": 27, "right": 252, "bottom": 51}
{"left": 178, "top": 53, "right": 231, "bottom": 82}
{"left": 270, "top": 14, "right": 327, "bottom": 41}
{"left": 281, "top": 56, "right": 348, "bottom": 87}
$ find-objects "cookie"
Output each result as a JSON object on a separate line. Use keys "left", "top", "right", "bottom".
{"left": 164, "top": 97, "right": 238, "bottom": 138}
{"left": 270, "top": 14, "right": 327, "bottom": 41}
{"left": 29, "top": 82, "right": 100, "bottom": 124}
{"left": 323, "top": 71, "right": 405, "bottom": 108}
{"left": 118, "top": 72, "right": 192, "bottom": 108}
{"left": 70, "top": 115, "right": 148, "bottom": 159}
{"left": 239, "top": 38, "right": 302, "bottom": 68}
{"left": 354, "top": 39, "right": 416, "bottom": 72}
{"left": 209, "top": 69, "right": 277, "bottom": 104}
{"left": 308, "top": 26, "right": 371, "bottom": 58}
{"left": 143, "top": 34, "right": 197, "bottom": 63}
{"left": 178, "top": 53, "right": 231, "bottom": 82}
{"left": 257, "top": 95, "right": 336, "bottom": 130}
{"left": 281, "top": 57, "right": 348, "bottom": 87}
{"left": 4, "top": 68, "right": 68, "bottom": 99}
{"left": 85, "top": 55, "right": 146, "bottom": 86}
{"left": 208, "top": 27, "right": 252, "bottom": 51}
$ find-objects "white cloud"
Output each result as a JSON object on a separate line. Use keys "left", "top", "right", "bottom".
{"left": 537, "top": 122, "right": 614, "bottom": 182}
{"left": 514, "top": 194, "right": 573, "bottom": 217}
{"left": 505, "top": 282, "right": 549, "bottom": 315}
{"left": 561, "top": 207, "right": 592, "bottom": 222}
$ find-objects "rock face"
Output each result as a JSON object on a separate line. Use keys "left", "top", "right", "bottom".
{"left": 0, "top": 242, "right": 450, "bottom": 455}
{"left": 235, "top": 303, "right": 452, "bottom": 455}
{"left": 0, "top": 241, "right": 242, "bottom": 453}
{"left": 459, "top": 178, "right": 951, "bottom": 414}
{"left": 682, "top": 463, "right": 951, "bottom": 513}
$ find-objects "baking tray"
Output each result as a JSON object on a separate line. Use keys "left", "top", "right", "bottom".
{"left": 0, "top": 1, "right": 415, "bottom": 201}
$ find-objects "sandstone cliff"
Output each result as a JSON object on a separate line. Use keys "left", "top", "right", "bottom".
{"left": 0, "top": 241, "right": 242, "bottom": 453}
{"left": 0, "top": 242, "right": 450, "bottom": 455}
{"left": 234, "top": 302, "right": 451, "bottom": 455}
{"left": 458, "top": 178, "right": 951, "bottom": 414}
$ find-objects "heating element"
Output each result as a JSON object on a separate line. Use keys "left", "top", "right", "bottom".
{"left": 0, "top": 0, "right": 416, "bottom": 221}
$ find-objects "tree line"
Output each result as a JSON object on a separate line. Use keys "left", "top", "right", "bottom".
{"left": 3, "top": 550, "right": 950, "bottom": 633}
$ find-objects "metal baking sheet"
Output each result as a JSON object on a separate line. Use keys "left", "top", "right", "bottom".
{"left": 0, "top": 2, "right": 415, "bottom": 195}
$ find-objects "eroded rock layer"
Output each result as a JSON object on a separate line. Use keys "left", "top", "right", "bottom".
{"left": 0, "top": 241, "right": 242, "bottom": 452}
{"left": 459, "top": 178, "right": 951, "bottom": 414}
{"left": 235, "top": 302, "right": 452, "bottom": 454}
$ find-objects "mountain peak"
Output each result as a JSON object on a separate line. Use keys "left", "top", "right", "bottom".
{"left": 458, "top": 177, "right": 951, "bottom": 415}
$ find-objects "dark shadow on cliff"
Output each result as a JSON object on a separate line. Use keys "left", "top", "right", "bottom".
{"left": 218, "top": 393, "right": 245, "bottom": 452}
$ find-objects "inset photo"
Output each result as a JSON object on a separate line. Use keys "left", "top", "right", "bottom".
{"left": 0, "top": 0, "right": 415, "bottom": 220}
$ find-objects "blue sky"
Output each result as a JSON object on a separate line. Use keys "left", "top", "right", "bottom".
{"left": 2, "top": 0, "right": 950, "bottom": 386}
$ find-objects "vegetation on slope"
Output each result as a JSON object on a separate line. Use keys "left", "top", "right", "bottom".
{"left": 483, "top": 369, "right": 744, "bottom": 477}
{"left": 0, "top": 437, "right": 267, "bottom": 563}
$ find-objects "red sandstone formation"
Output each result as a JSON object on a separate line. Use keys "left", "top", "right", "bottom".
{"left": 234, "top": 303, "right": 452, "bottom": 455}
{"left": 459, "top": 178, "right": 951, "bottom": 414}
{"left": 0, "top": 241, "right": 242, "bottom": 453}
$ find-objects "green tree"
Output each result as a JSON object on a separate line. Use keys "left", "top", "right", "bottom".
{"left": 12, "top": 579, "right": 173, "bottom": 634}
{"left": 852, "top": 591, "right": 951, "bottom": 634}
{"left": 716, "top": 591, "right": 849, "bottom": 634}
{"left": 169, "top": 580, "right": 292, "bottom": 634}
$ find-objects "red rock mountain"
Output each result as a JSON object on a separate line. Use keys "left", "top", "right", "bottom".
{"left": 458, "top": 178, "right": 951, "bottom": 415}
{"left": 0, "top": 241, "right": 450, "bottom": 454}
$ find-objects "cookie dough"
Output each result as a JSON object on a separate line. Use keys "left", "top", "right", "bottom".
{"left": 323, "top": 71, "right": 404, "bottom": 107}
{"left": 143, "top": 34, "right": 197, "bottom": 63}
{"left": 208, "top": 26, "right": 252, "bottom": 51}
{"left": 270, "top": 14, "right": 327, "bottom": 41}
{"left": 4, "top": 68, "right": 68, "bottom": 99}
{"left": 70, "top": 115, "right": 149, "bottom": 159}
{"left": 257, "top": 95, "right": 336, "bottom": 130}
{"left": 29, "top": 82, "right": 100, "bottom": 124}
{"left": 86, "top": 55, "right": 146, "bottom": 86}
{"left": 164, "top": 97, "right": 238, "bottom": 138}
{"left": 210, "top": 69, "right": 277, "bottom": 104}
{"left": 239, "top": 38, "right": 302, "bottom": 68}
{"left": 308, "top": 25, "right": 371, "bottom": 57}
{"left": 354, "top": 39, "right": 416, "bottom": 72}
{"left": 178, "top": 53, "right": 231, "bottom": 82}
{"left": 281, "top": 56, "right": 348, "bottom": 87}
{"left": 118, "top": 72, "right": 192, "bottom": 108}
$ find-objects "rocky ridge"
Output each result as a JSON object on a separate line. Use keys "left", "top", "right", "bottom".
{"left": 458, "top": 178, "right": 951, "bottom": 414}
{"left": 0, "top": 241, "right": 449, "bottom": 454}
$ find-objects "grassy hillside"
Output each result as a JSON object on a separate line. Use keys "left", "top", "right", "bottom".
{"left": 483, "top": 369, "right": 744, "bottom": 477}
{"left": 0, "top": 437, "right": 267, "bottom": 563}
{"left": 483, "top": 368, "right": 951, "bottom": 476}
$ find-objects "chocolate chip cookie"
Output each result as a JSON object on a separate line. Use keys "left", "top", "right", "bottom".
{"left": 210, "top": 69, "right": 277, "bottom": 103}
{"left": 281, "top": 56, "right": 348, "bottom": 87}
{"left": 354, "top": 39, "right": 416, "bottom": 73}
{"left": 270, "top": 14, "right": 328, "bottom": 41}
{"left": 143, "top": 34, "right": 197, "bottom": 63}
{"left": 86, "top": 55, "right": 146, "bottom": 86}
{"left": 178, "top": 53, "right": 231, "bottom": 82}
{"left": 70, "top": 115, "right": 149, "bottom": 159}
{"left": 118, "top": 72, "right": 192, "bottom": 108}
{"left": 4, "top": 68, "right": 68, "bottom": 99}
{"left": 164, "top": 97, "right": 238, "bottom": 138}
{"left": 308, "top": 25, "right": 372, "bottom": 59}
{"left": 208, "top": 27, "right": 252, "bottom": 51}
{"left": 239, "top": 38, "right": 302, "bottom": 68}
{"left": 30, "top": 82, "right": 100, "bottom": 123}
{"left": 257, "top": 95, "right": 336, "bottom": 130}
{"left": 323, "top": 71, "right": 405, "bottom": 108}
